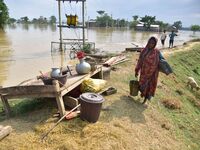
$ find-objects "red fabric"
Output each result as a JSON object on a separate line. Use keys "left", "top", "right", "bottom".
{"left": 135, "top": 48, "right": 160, "bottom": 98}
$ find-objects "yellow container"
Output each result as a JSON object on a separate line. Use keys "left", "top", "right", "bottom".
{"left": 66, "top": 15, "right": 78, "bottom": 26}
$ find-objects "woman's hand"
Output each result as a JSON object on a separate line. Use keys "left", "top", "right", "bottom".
{"left": 135, "top": 72, "right": 139, "bottom": 78}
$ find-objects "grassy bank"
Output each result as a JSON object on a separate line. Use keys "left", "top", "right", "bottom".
{"left": 0, "top": 42, "right": 200, "bottom": 149}
{"left": 155, "top": 42, "right": 200, "bottom": 149}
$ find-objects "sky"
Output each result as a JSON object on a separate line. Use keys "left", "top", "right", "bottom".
{"left": 4, "top": 0, "right": 200, "bottom": 27}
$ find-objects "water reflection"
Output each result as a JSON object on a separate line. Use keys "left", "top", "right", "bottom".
{"left": 7, "top": 24, "right": 17, "bottom": 29}
{"left": 0, "top": 30, "right": 12, "bottom": 86}
{"left": 89, "top": 27, "right": 114, "bottom": 43}
{"left": 51, "top": 49, "right": 72, "bottom": 67}
{"left": 33, "top": 24, "right": 48, "bottom": 31}
{"left": 49, "top": 24, "right": 57, "bottom": 32}
{"left": 130, "top": 30, "right": 137, "bottom": 41}
{"left": 21, "top": 24, "right": 29, "bottom": 31}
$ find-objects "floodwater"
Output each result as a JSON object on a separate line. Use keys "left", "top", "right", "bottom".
{"left": 0, "top": 24, "right": 200, "bottom": 87}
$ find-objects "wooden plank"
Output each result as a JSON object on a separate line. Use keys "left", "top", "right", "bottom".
{"left": 0, "top": 96, "right": 11, "bottom": 117}
{"left": 18, "top": 78, "right": 43, "bottom": 86}
{"left": 0, "top": 85, "right": 55, "bottom": 96}
{"left": 0, "top": 126, "right": 12, "bottom": 141}
{"left": 0, "top": 125, "right": 3, "bottom": 131}
{"left": 112, "top": 59, "right": 130, "bottom": 66}
{"left": 53, "top": 80, "right": 65, "bottom": 117}
{"left": 57, "top": 25, "right": 85, "bottom": 29}
{"left": 103, "top": 55, "right": 126, "bottom": 67}
{"left": 125, "top": 47, "right": 142, "bottom": 52}
{"left": 4, "top": 93, "right": 56, "bottom": 99}
{"left": 86, "top": 54, "right": 111, "bottom": 59}
{"left": 61, "top": 75, "right": 86, "bottom": 96}
{"left": 63, "top": 38, "right": 88, "bottom": 41}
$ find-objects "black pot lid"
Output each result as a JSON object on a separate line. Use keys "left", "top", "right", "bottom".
{"left": 80, "top": 93, "right": 104, "bottom": 103}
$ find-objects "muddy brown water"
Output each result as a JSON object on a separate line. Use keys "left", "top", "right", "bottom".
{"left": 0, "top": 24, "right": 200, "bottom": 87}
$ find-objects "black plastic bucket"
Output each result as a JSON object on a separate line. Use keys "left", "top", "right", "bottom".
{"left": 129, "top": 80, "right": 139, "bottom": 96}
{"left": 79, "top": 93, "right": 104, "bottom": 123}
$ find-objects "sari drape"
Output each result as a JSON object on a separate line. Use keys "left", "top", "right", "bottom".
{"left": 135, "top": 48, "right": 160, "bottom": 99}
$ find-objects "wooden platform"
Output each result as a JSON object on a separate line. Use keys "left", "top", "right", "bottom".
{"left": 0, "top": 66, "right": 103, "bottom": 117}
{"left": 125, "top": 47, "right": 143, "bottom": 52}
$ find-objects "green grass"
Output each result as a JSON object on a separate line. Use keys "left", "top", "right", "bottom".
{"left": 155, "top": 43, "right": 200, "bottom": 149}
{"left": 0, "top": 98, "right": 56, "bottom": 121}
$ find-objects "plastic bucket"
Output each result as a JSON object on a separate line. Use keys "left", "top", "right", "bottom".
{"left": 79, "top": 93, "right": 104, "bottom": 123}
{"left": 129, "top": 80, "right": 139, "bottom": 96}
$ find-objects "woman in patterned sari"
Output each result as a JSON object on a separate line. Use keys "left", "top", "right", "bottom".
{"left": 135, "top": 36, "right": 161, "bottom": 104}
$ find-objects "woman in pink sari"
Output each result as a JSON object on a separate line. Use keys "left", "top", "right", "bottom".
{"left": 135, "top": 37, "right": 161, "bottom": 104}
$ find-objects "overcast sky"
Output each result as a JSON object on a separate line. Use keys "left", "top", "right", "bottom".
{"left": 4, "top": 0, "right": 200, "bottom": 27}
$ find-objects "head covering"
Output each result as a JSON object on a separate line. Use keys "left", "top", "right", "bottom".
{"left": 145, "top": 36, "right": 158, "bottom": 49}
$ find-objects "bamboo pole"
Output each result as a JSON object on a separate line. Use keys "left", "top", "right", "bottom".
{"left": 82, "top": 0, "right": 85, "bottom": 46}
{"left": 58, "top": 0, "right": 63, "bottom": 51}
{"left": 41, "top": 104, "right": 80, "bottom": 140}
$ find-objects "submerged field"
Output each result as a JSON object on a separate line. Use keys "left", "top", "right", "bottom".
{"left": 0, "top": 41, "right": 200, "bottom": 150}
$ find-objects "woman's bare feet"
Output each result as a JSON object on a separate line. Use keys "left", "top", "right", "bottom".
{"left": 142, "top": 98, "right": 147, "bottom": 104}
{"left": 142, "top": 98, "right": 148, "bottom": 108}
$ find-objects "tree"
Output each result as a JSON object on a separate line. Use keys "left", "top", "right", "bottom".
{"left": 173, "top": 21, "right": 182, "bottom": 30}
{"left": 97, "top": 10, "right": 105, "bottom": 16}
{"left": 191, "top": 25, "right": 200, "bottom": 33}
{"left": 0, "top": 0, "right": 9, "bottom": 29}
{"left": 96, "top": 12, "right": 112, "bottom": 27}
{"left": 7, "top": 18, "right": 16, "bottom": 24}
{"left": 130, "top": 15, "right": 139, "bottom": 29}
{"left": 118, "top": 19, "right": 126, "bottom": 27}
{"left": 155, "top": 20, "right": 169, "bottom": 31}
{"left": 140, "top": 15, "right": 156, "bottom": 30}
{"left": 49, "top": 15, "right": 56, "bottom": 24}
{"left": 20, "top": 16, "right": 29, "bottom": 23}
{"left": 32, "top": 18, "right": 38, "bottom": 24}
{"left": 37, "top": 16, "right": 48, "bottom": 24}
{"left": 132, "top": 15, "right": 139, "bottom": 21}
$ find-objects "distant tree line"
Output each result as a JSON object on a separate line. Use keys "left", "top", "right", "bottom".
{"left": 130, "top": 15, "right": 183, "bottom": 31}
{"left": 1, "top": 1, "right": 200, "bottom": 33}
{"left": 7, "top": 16, "right": 57, "bottom": 24}
{"left": 191, "top": 25, "right": 200, "bottom": 33}
{"left": 94, "top": 10, "right": 128, "bottom": 27}
{"left": 93, "top": 10, "right": 186, "bottom": 32}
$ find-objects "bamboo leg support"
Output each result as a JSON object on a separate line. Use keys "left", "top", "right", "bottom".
{"left": 0, "top": 96, "right": 11, "bottom": 117}
{"left": 99, "top": 67, "right": 103, "bottom": 79}
{"left": 53, "top": 80, "right": 65, "bottom": 117}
